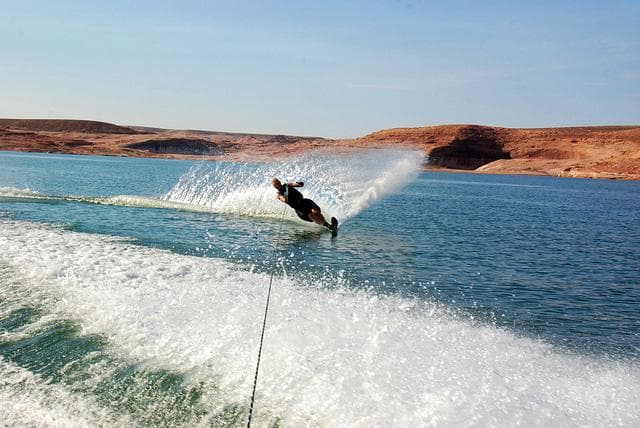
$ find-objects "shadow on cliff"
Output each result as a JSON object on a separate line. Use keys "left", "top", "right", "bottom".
{"left": 125, "top": 139, "right": 221, "bottom": 155}
{"left": 427, "top": 126, "right": 510, "bottom": 170}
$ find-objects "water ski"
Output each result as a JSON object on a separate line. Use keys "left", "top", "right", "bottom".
{"left": 329, "top": 217, "right": 339, "bottom": 234}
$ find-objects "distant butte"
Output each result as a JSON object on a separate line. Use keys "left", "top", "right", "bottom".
{"left": 356, "top": 124, "right": 640, "bottom": 180}
{"left": 0, "top": 118, "right": 638, "bottom": 180}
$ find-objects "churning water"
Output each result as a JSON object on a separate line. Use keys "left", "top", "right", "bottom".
{"left": 0, "top": 150, "right": 639, "bottom": 426}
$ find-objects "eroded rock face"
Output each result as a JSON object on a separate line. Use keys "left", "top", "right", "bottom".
{"left": 427, "top": 126, "right": 510, "bottom": 169}
{"left": 358, "top": 125, "right": 512, "bottom": 169}
{"left": 357, "top": 124, "right": 640, "bottom": 179}
{"left": 124, "top": 139, "right": 217, "bottom": 155}
{"left": 1, "top": 118, "right": 639, "bottom": 179}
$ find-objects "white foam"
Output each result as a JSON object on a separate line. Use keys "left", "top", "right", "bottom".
{"left": 1, "top": 220, "right": 638, "bottom": 426}
{"left": 0, "top": 186, "right": 46, "bottom": 199}
{"left": 0, "top": 185, "right": 212, "bottom": 213}
{"left": 91, "top": 194, "right": 213, "bottom": 212}
{"left": 163, "top": 148, "right": 425, "bottom": 222}
{"left": 0, "top": 357, "right": 131, "bottom": 427}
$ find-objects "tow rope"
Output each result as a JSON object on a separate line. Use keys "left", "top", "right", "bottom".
{"left": 247, "top": 206, "right": 286, "bottom": 427}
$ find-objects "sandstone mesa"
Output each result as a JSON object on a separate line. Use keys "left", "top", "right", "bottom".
{"left": 0, "top": 119, "right": 638, "bottom": 180}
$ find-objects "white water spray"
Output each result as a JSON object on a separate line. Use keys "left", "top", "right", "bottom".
{"left": 0, "top": 149, "right": 424, "bottom": 220}
{"left": 163, "top": 149, "right": 425, "bottom": 221}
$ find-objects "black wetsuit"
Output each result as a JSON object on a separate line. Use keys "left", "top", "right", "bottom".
{"left": 280, "top": 183, "right": 320, "bottom": 222}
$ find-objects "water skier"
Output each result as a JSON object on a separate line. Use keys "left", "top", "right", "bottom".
{"left": 272, "top": 178, "right": 338, "bottom": 232}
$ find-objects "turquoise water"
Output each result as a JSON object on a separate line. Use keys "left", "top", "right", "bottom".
{"left": 1, "top": 150, "right": 639, "bottom": 426}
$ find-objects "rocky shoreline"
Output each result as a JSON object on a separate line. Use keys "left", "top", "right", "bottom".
{"left": 1, "top": 119, "right": 638, "bottom": 180}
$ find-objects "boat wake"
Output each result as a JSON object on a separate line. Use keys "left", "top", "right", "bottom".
{"left": 1, "top": 219, "right": 638, "bottom": 426}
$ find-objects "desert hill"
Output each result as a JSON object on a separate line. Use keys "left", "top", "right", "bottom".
{"left": 0, "top": 119, "right": 332, "bottom": 159}
{"left": 356, "top": 124, "right": 640, "bottom": 179}
{"left": 0, "top": 119, "right": 638, "bottom": 180}
{"left": 0, "top": 119, "right": 137, "bottom": 134}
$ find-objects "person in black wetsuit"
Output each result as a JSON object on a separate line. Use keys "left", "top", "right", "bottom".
{"left": 272, "top": 178, "right": 338, "bottom": 231}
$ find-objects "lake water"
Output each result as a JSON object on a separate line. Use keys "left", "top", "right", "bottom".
{"left": 1, "top": 150, "right": 639, "bottom": 426}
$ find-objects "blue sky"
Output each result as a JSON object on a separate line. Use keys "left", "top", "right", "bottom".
{"left": 1, "top": 1, "right": 638, "bottom": 137}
